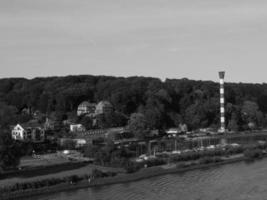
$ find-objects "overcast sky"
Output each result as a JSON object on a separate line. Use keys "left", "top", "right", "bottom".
{"left": 1, "top": 0, "right": 267, "bottom": 83}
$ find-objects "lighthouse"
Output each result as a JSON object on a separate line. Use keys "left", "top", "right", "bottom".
{"left": 219, "top": 71, "right": 225, "bottom": 133}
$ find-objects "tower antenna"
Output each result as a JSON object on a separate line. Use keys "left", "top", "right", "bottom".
{"left": 219, "top": 71, "right": 225, "bottom": 133}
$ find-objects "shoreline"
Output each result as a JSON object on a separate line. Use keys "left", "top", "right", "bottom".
{"left": 1, "top": 155, "right": 255, "bottom": 200}
{"left": 0, "top": 161, "right": 90, "bottom": 180}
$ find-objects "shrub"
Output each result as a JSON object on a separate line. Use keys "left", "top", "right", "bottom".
{"left": 244, "top": 148, "right": 263, "bottom": 159}
{"left": 125, "top": 161, "right": 142, "bottom": 173}
{"left": 91, "top": 169, "right": 105, "bottom": 178}
{"left": 145, "top": 158, "right": 166, "bottom": 167}
{"left": 199, "top": 156, "right": 222, "bottom": 165}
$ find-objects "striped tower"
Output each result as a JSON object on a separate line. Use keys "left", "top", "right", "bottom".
{"left": 219, "top": 71, "right": 225, "bottom": 133}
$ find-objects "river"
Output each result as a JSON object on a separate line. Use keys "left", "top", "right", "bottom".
{"left": 34, "top": 158, "right": 267, "bottom": 200}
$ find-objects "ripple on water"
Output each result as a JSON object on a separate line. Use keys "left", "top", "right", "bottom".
{"left": 34, "top": 159, "right": 267, "bottom": 200}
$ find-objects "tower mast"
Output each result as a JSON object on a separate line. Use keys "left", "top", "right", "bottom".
{"left": 219, "top": 71, "right": 225, "bottom": 133}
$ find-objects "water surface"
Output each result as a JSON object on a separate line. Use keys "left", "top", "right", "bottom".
{"left": 35, "top": 158, "right": 267, "bottom": 200}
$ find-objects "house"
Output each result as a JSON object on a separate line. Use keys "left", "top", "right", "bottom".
{"left": 77, "top": 101, "right": 96, "bottom": 116}
{"left": 77, "top": 100, "right": 114, "bottom": 117}
{"left": 73, "top": 127, "right": 125, "bottom": 144}
{"left": 166, "top": 124, "right": 188, "bottom": 137}
{"left": 59, "top": 138, "right": 87, "bottom": 148}
{"left": 95, "top": 101, "right": 113, "bottom": 115}
{"left": 11, "top": 124, "right": 26, "bottom": 140}
{"left": 179, "top": 123, "right": 188, "bottom": 133}
{"left": 166, "top": 128, "right": 181, "bottom": 137}
{"left": 148, "top": 129, "right": 160, "bottom": 137}
{"left": 63, "top": 119, "right": 75, "bottom": 127}
{"left": 21, "top": 107, "right": 31, "bottom": 115}
{"left": 11, "top": 122, "right": 45, "bottom": 142}
{"left": 70, "top": 124, "right": 86, "bottom": 132}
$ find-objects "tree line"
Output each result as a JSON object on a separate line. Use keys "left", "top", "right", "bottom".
{"left": 0, "top": 75, "right": 267, "bottom": 131}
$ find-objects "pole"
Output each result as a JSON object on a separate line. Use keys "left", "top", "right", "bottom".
{"left": 219, "top": 71, "right": 225, "bottom": 133}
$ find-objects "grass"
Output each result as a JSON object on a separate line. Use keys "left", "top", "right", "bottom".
{"left": 19, "top": 155, "right": 69, "bottom": 168}
{"left": 0, "top": 164, "right": 124, "bottom": 186}
{"left": 1, "top": 153, "right": 124, "bottom": 187}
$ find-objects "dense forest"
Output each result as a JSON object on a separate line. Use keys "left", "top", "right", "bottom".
{"left": 0, "top": 75, "right": 267, "bottom": 131}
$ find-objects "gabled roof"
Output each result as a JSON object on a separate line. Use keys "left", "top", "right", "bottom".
{"left": 96, "top": 100, "right": 113, "bottom": 109}
{"left": 20, "top": 120, "right": 44, "bottom": 129}
{"left": 78, "top": 101, "right": 96, "bottom": 107}
{"left": 166, "top": 128, "right": 181, "bottom": 134}
{"left": 12, "top": 124, "right": 24, "bottom": 131}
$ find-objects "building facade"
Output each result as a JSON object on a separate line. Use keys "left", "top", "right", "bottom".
{"left": 11, "top": 123, "right": 45, "bottom": 142}
{"left": 95, "top": 101, "right": 113, "bottom": 115}
{"left": 77, "top": 100, "right": 114, "bottom": 116}
{"left": 70, "top": 124, "right": 86, "bottom": 132}
{"left": 77, "top": 101, "right": 96, "bottom": 116}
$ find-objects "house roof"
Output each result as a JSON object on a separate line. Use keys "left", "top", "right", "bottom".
{"left": 96, "top": 101, "right": 113, "bottom": 110}
{"left": 78, "top": 101, "right": 96, "bottom": 107}
{"left": 20, "top": 120, "right": 44, "bottom": 129}
{"left": 166, "top": 128, "right": 181, "bottom": 134}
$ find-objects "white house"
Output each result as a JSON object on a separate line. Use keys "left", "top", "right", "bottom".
{"left": 166, "top": 128, "right": 180, "bottom": 136}
{"left": 77, "top": 101, "right": 96, "bottom": 116}
{"left": 11, "top": 122, "right": 45, "bottom": 142}
{"left": 70, "top": 124, "right": 86, "bottom": 132}
{"left": 11, "top": 124, "right": 27, "bottom": 140}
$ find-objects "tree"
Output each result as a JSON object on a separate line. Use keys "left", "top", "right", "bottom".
{"left": 168, "top": 112, "right": 183, "bottom": 127}
{"left": 96, "top": 113, "right": 112, "bottom": 129}
{"left": 227, "top": 113, "right": 239, "bottom": 131}
{"left": 242, "top": 101, "right": 259, "bottom": 121}
{"left": 184, "top": 103, "right": 204, "bottom": 129}
{"left": 96, "top": 112, "right": 127, "bottom": 129}
{"left": 80, "top": 116, "right": 93, "bottom": 130}
{"left": 0, "top": 130, "right": 21, "bottom": 170}
{"left": 52, "top": 111, "right": 66, "bottom": 131}
{"left": 83, "top": 145, "right": 99, "bottom": 158}
{"left": 127, "top": 113, "right": 149, "bottom": 139}
{"left": 143, "top": 107, "right": 162, "bottom": 129}
{"left": 241, "top": 101, "right": 263, "bottom": 128}
{"left": 0, "top": 102, "right": 18, "bottom": 128}
{"left": 61, "top": 139, "right": 76, "bottom": 150}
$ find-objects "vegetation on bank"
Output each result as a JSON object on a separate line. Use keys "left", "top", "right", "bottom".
{"left": 1, "top": 145, "right": 266, "bottom": 198}
{"left": 0, "top": 169, "right": 117, "bottom": 196}
{"left": 0, "top": 131, "right": 22, "bottom": 171}
{"left": 244, "top": 148, "right": 263, "bottom": 159}
{"left": 125, "top": 142, "right": 267, "bottom": 173}
{"left": 0, "top": 129, "right": 58, "bottom": 172}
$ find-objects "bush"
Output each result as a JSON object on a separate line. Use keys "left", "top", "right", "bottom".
{"left": 244, "top": 148, "right": 263, "bottom": 159}
{"left": 125, "top": 161, "right": 142, "bottom": 173}
{"left": 144, "top": 158, "right": 166, "bottom": 167}
{"left": 91, "top": 169, "right": 117, "bottom": 178}
{"left": 199, "top": 156, "right": 222, "bottom": 165}
{"left": 199, "top": 157, "right": 213, "bottom": 165}
{"left": 176, "top": 163, "right": 188, "bottom": 168}
{"left": 0, "top": 174, "right": 89, "bottom": 194}
{"left": 91, "top": 169, "right": 105, "bottom": 178}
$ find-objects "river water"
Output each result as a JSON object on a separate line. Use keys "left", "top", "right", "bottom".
{"left": 35, "top": 158, "right": 267, "bottom": 200}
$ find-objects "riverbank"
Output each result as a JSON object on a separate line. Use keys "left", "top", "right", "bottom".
{"left": 0, "top": 154, "right": 258, "bottom": 200}
{"left": 0, "top": 161, "right": 90, "bottom": 180}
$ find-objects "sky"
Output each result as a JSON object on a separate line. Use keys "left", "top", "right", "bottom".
{"left": 1, "top": 0, "right": 267, "bottom": 83}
